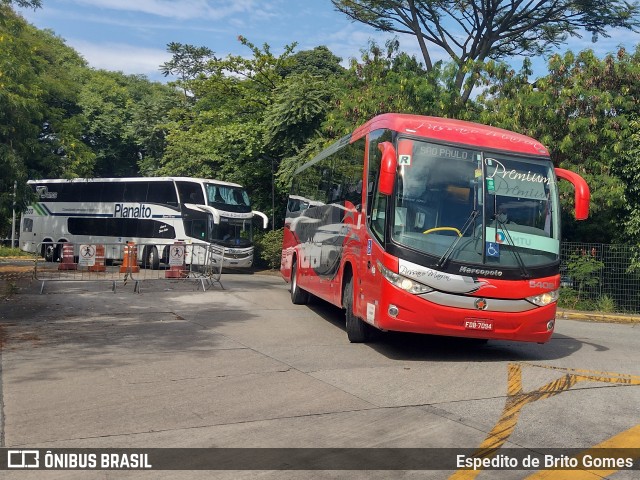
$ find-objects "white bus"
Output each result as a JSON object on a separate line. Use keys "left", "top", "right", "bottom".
{"left": 20, "top": 177, "right": 268, "bottom": 268}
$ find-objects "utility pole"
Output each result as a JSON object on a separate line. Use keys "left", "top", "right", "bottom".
{"left": 262, "top": 155, "right": 276, "bottom": 231}
{"left": 11, "top": 180, "right": 17, "bottom": 248}
{"left": 271, "top": 156, "right": 275, "bottom": 231}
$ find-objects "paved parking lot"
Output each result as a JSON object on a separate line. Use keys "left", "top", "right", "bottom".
{"left": 1, "top": 271, "right": 639, "bottom": 479}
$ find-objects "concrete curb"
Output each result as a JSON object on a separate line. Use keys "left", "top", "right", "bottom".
{"left": 557, "top": 309, "right": 640, "bottom": 324}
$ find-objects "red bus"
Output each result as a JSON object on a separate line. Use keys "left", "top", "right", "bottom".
{"left": 281, "top": 114, "right": 589, "bottom": 344}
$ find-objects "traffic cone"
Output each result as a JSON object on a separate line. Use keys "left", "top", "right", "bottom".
{"left": 58, "top": 243, "right": 77, "bottom": 270}
{"left": 165, "top": 241, "right": 188, "bottom": 278}
{"left": 88, "top": 244, "right": 107, "bottom": 272}
{"left": 120, "top": 241, "right": 140, "bottom": 273}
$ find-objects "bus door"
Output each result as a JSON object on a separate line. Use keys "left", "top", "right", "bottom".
{"left": 357, "top": 135, "right": 392, "bottom": 329}
{"left": 358, "top": 232, "right": 385, "bottom": 329}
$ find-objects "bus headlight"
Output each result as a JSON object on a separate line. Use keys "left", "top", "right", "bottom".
{"left": 377, "top": 261, "right": 433, "bottom": 295}
{"left": 526, "top": 290, "right": 559, "bottom": 307}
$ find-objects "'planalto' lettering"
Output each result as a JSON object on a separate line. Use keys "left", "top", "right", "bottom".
{"left": 114, "top": 203, "right": 152, "bottom": 219}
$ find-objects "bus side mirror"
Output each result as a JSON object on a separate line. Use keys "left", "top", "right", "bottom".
{"left": 555, "top": 168, "right": 590, "bottom": 220}
{"left": 378, "top": 142, "right": 397, "bottom": 196}
{"left": 252, "top": 210, "right": 269, "bottom": 229}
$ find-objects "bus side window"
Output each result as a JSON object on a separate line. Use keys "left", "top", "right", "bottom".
{"left": 176, "top": 181, "right": 205, "bottom": 205}
{"left": 102, "top": 183, "right": 126, "bottom": 203}
{"left": 148, "top": 181, "right": 179, "bottom": 207}
{"left": 123, "top": 182, "right": 150, "bottom": 203}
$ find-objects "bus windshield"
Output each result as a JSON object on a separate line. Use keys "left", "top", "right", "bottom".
{"left": 392, "top": 139, "right": 560, "bottom": 269}
{"left": 205, "top": 183, "right": 251, "bottom": 212}
{"left": 210, "top": 218, "right": 253, "bottom": 248}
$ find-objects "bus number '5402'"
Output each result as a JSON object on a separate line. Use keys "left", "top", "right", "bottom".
{"left": 529, "top": 281, "right": 556, "bottom": 289}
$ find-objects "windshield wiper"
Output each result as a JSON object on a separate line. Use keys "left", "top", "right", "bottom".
{"left": 436, "top": 210, "right": 479, "bottom": 268}
{"left": 495, "top": 220, "right": 531, "bottom": 279}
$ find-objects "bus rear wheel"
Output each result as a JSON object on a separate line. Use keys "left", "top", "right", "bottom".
{"left": 290, "top": 260, "right": 310, "bottom": 305}
{"left": 344, "top": 276, "right": 376, "bottom": 343}
{"left": 142, "top": 245, "right": 160, "bottom": 270}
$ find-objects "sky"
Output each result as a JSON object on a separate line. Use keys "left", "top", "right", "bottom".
{"left": 16, "top": 0, "right": 640, "bottom": 83}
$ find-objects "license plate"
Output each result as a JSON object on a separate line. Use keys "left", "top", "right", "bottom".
{"left": 464, "top": 318, "right": 494, "bottom": 331}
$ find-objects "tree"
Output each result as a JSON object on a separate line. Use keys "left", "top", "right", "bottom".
{"left": 79, "top": 70, "right": 180, "bottom": 177}
{"left": 332, "top": 0, "right": 640, "bottom": 103}
{"left": 326, "top": 39, "right": 454, "bottom": 134}
{"left": 0, "top": 5, "right": 91, "bottom": 235}
{"left": 157, "top": 38, "right": 358, "bottom": 221}
{"left": 614, "top": 118, "right": 640, "bottom": 267}
{"left": 276, "top": 39, "right": 458, "bottom": 192}
{"left": 276, "top": 46, "right": 344, "bottom": 78}
{"left": 1, "top": 0, "right": 41, "bottom": 8}
{"left": 157, "top": 37, "right": 300, "bottom": 218}
{"left": 160, "top": 42, "right": 216, "bottom": 99}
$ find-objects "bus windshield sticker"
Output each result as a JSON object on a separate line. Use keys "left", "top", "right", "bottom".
{"left": 486, "top": 241, "right": 500, "bottom": 258}
{"left": 485, "top": 158, "right": 550, "bottom": 200}
{"left": 398, "top": 154, "right": 411, "bottom": 166}
{"left": 398, "top": 139, "right": 414, "bottom": 166}
{"left": 487, "top": 227, "right": 559, "bottom": 254}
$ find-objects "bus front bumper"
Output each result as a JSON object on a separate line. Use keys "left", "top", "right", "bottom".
{"left": 372, "top": 283, "right": 556, "bottom": 343}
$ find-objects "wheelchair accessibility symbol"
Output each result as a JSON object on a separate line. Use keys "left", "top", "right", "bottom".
{"left": 486, "top": 241, "right": 500, "bottom": 258}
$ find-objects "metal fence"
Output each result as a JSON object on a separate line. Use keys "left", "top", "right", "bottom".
{"left": 560, "top": 242, "right": 640, "bottom": 313}
{"left": 33, "top": 241, "right": 224, "bottom": 294}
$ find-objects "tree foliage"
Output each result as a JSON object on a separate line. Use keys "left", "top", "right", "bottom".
{"left": 332, "top": 0, "right": 640, "bottom": 103}
{"left": 157, "top": 37, "right": 348, "bottom": 224}
{"left": 79, "top": 70, "right": 180, "bottom": 177}
{"left": 0, "top": 5, "right": 90, "bottom": 233}
{"left": 0, "top": 5, "right": 180, "bottom": 236}
{"left": 1, "top": 0, "right": 41, "bottom": 8}
{"left": 5, "top": 0, "right": 640, "bottom": 254}
{"left": 159, "top": 42, "right": 216, "bottom": 99}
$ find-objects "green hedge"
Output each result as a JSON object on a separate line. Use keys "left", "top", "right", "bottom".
{"left": 253, "top": 228, "right": 284, "bottom": 270}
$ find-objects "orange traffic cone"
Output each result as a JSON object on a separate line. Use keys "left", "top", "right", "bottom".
{"left": 120, "top": 241, "right": 140, "bottom": 273}
{"left": 88, "top": 244, "right": 107, "bottom": 272}
{"left": 165, "top": 241, "right": 188, "bottom": 278}
{"left": 58, "top": 243, "right": 77, "bottom": 270}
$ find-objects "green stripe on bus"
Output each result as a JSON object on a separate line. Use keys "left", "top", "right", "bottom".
{"left": 33, "top": 203, "right": 47, "bottom": 215}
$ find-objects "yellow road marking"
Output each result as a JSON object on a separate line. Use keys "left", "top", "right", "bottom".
{"left": 448, "top": 363, "right": 640, "bottom": 480}
{"left": 524, "top": 424, "right": 640, "bottom": 479}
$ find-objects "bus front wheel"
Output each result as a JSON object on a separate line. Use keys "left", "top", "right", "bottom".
{"left": 290, "top": 260, "right": 310, "bottom": 305}
{"left": 142, "top": 245, "right": 160, "bottom": 270}
{"left": 344, "top": 276, "right": 376, "bottom": 343}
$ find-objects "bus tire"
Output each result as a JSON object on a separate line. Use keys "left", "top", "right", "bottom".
{"left": 290, "top": 260, "right": 310, "bottom": 305}
{"left": 344, "top": 276, "right": 375, "bottom": 343}
{"left": 42, "top": 241, "right": 55, "bottom": 262}
{"left": 142, "top": 245, "right": 160, "bottom": 270}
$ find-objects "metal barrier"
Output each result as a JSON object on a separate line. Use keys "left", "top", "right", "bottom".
{"left": 33, "top": 241, "right": 225, "bottom": 294}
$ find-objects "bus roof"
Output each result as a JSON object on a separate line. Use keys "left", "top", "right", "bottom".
{"left": 352, "top": 113, "right": 550, "bottom": 157}
{"left": 27, "top": 177, "right": 244, "bottom": 188}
